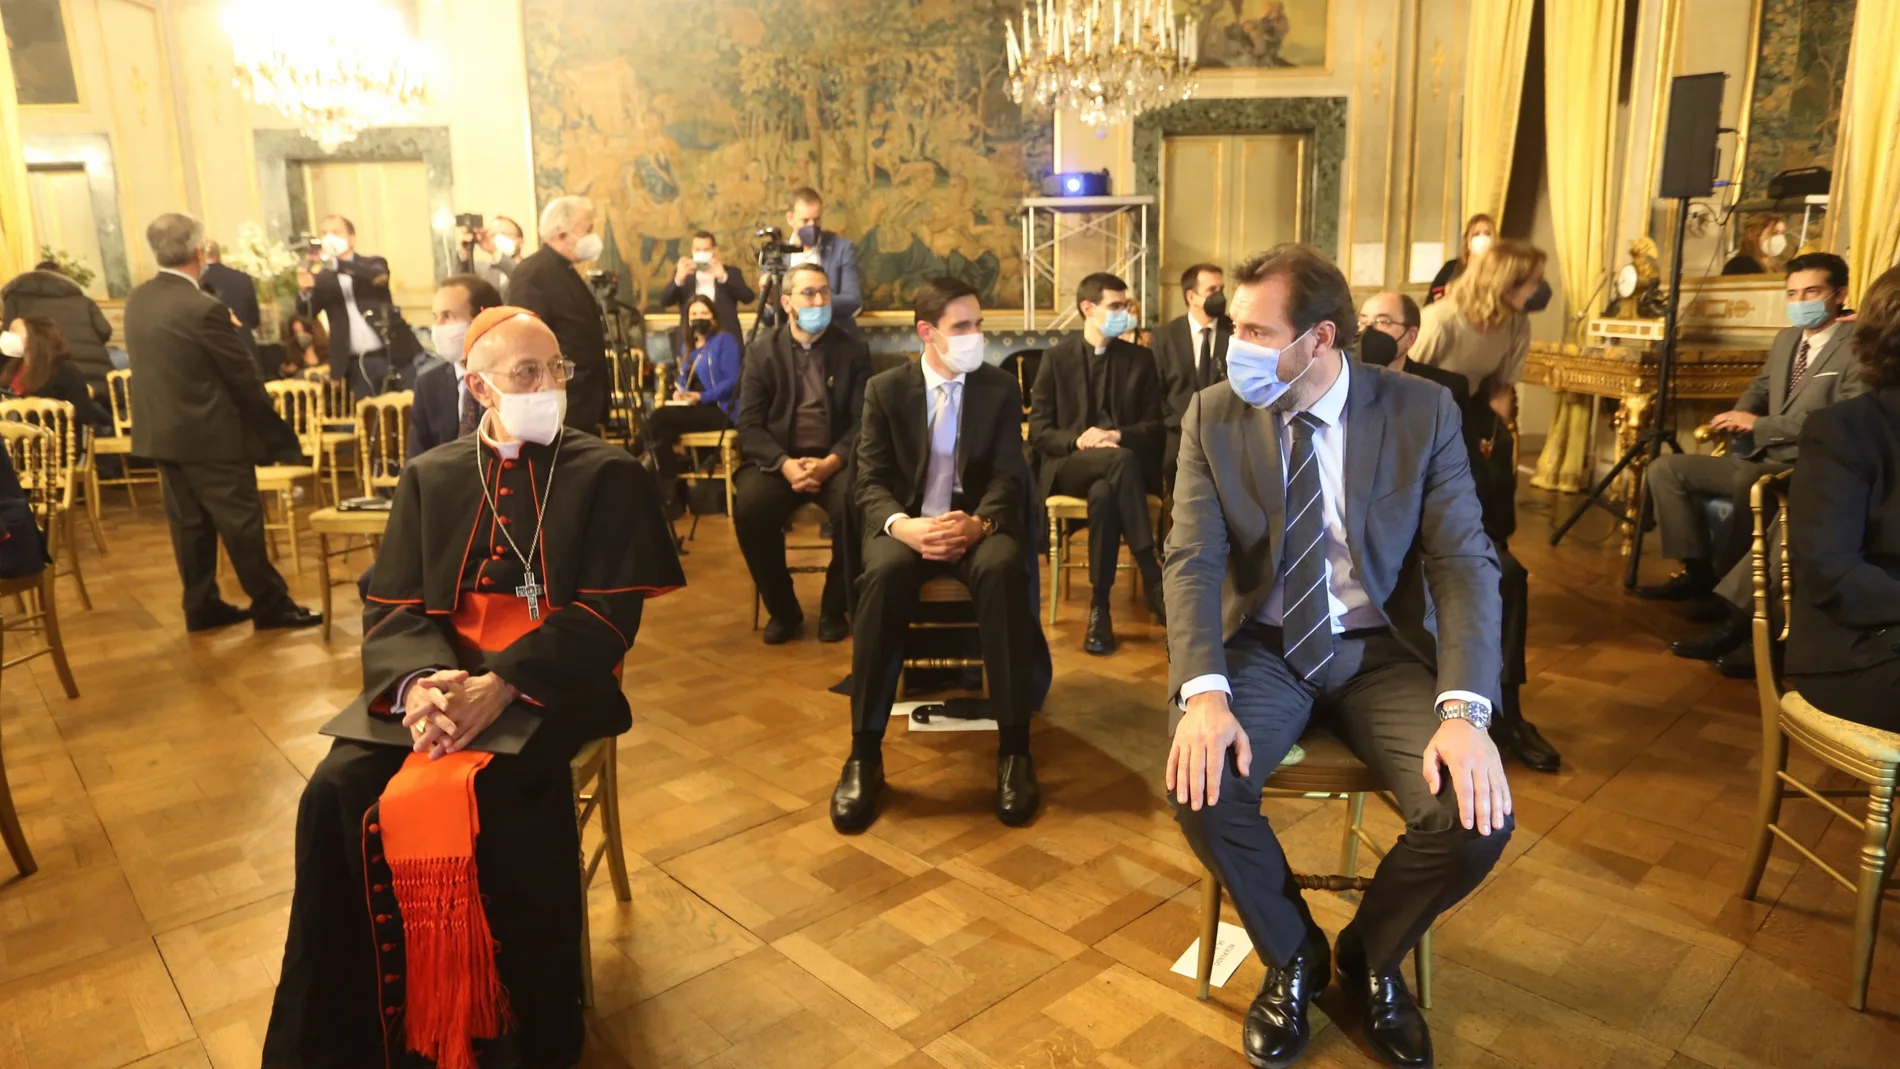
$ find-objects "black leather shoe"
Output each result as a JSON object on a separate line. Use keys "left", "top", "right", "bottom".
{"left": 1336, "top": 928, "right": 1433, "bottom": 1068}
{"left": 1716, "top": 643, "right": 1756, "bottom": 679}
{"left": 817, "top": 613, "right": 850, "bottom": 643}
{"left": 829, "top": 757, "right": 883, "bottom": 832}
{"left": 1242, "top": 926, "right": 1330, "bottom": 1069}
{"left": 762, "top": 615, "right": 803, "bottom": 645}
{"left": 1083, "top": 605, "right": 1116, "bottom": 655}
{"left": 995, "top": 754, "right": 1040, "bottom": 826}
{"left": 252, "top": 605, "right": 321, "bottom": 631}
{"left": 186, "top": 601, "right": 251, "bottom": 633}
{"left": 1670, "top": 614, "right": 1746, "bottom": 660}
{"left": 1636, "top": 566, "right": 1714, "bottom": 601}
{"left": 1497, "top": 719, "right": 1561, "bottom": 773}
{"left": 1145, "top": 584, "right": 1167, "bottom": 627}
{"left": 1684, "top": 597, "right": 1731, "bottom": 624}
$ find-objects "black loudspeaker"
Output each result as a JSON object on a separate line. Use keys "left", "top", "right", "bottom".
{"left": 1658, "top": 73, "right": 1727, "bottom": 198}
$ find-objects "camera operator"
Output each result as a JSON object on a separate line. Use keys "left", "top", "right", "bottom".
{"left": 507, "top": 194, "right": 609, "bottom": 431}
{"left": 760, "top": 187, "right": 862, "bottom": 337}
{"left": 456, "top": 214, "right": 526, "bottom": 296}
{"left": 659, "top": 231, "right": 754, "bottom": 347}
{"left": 295, "top": 215, "right": 423, "bottom": 399}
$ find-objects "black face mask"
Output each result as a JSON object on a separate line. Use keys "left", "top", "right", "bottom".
{"left": 1522, "top": 279, "right": 1553, "bottom": 313}
{"left": 1200, "top": 290, "right": 1227, "bottom": 320}
{"left": 689, "top": 319, "right": 713, "bottom": 337}
{"left": 1357, "top": 327, "right": 1399, "bottom": 367}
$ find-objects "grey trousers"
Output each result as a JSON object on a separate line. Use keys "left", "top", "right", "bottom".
{"left": 1718, "top": 512, "right": 1781, "bottom": 612}
{"left": 1645, "top": 452, "right": 1788, "bottom": 569}
{"left": 1172, "top": 625, "right": 1512, "bottom": 974}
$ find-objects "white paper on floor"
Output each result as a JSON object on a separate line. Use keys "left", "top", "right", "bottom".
{"left": 898, "top": 700, "right": 998, "bottom": 732}
{"left": 1170, "top": 922, "right": 1254, "bottom": 988}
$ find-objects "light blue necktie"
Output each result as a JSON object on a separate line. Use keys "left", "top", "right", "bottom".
{"left": 922, "top": 381, "right": 960, "bottom": 517}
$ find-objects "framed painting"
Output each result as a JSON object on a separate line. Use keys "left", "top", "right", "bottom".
{"left": 1186, "top": 0, "right": 1331, "bottom": 73}
{"left": 1, "top": 0, "right": 82, "bottom": 107}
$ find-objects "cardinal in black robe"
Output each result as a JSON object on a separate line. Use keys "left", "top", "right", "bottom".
{"left": 263, "top": 307, "right": 683, "bottom": 1069}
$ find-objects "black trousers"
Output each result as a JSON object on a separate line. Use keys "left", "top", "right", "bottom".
{"left": 346, "top": 349, "right": 391, "bottom": 401}
{"left": 156, "top": 460, "right": 294, "bottom": 620}
{"left": 850, "top": 532, "right": 1032, "bottom": 734}
{"left": 1791, "top": 661, "right": 1900, "bottom": 733}
{"left": 645, "top": 404, "right": 731, "bottom": 485}
{"left": 732, "top": 460, "right": 851, "bottom": 623}
{"left": 1173, "top": 625, "right": 1512, "bottom": 974}
{"left": 1047, "top": 446, "right": 1154, "bottom": 601}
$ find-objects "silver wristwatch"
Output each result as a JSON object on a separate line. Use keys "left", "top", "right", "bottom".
{"left": 1435, "top": 698, "right": 1493, "bottom": 732}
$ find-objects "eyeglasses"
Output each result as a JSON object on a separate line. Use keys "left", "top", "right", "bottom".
{"left": 489, "top": 358, "right": 577, "bottom": 391}
{"left": 1360, "top": 315, "right": 1404, "bottom": 331}
{"left": 790, "top": 287, "right": 832, "bottom": 301}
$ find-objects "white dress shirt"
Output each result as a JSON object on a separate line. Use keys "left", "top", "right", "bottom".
{"left": 159, "top": 267, "right": 199, "bottom": 286}
{"left": 882, "top": 358, "right": 965, "bottom": 534}
{"left": 694, "top": 270, "right": 718, "bottom": 300}
{"left": 335, "top": 254, "right": 382, "bottom": 353}
{"left": 1179, "top": 360, "right": 1486, "bottom": 713}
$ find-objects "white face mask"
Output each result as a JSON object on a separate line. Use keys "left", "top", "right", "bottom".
{"left": 1467, "top": 233, "right": 1494, "bottom": 259}
{"left": 431, "top": 321, "right": 469, "bottom": 364}
{"left": 938, "top": 330, "right": 986, "bottom": 374}
{"left": 0, "top": 331, "right": 22, "bottom": 359}
{"left": 571, "top": 232, "right": 603, "bottom": 262}
{"left": 493, "top": 233, "right": 518, "bottom": 258}
{"left": 320, "top": 233, "right": 350, "bottom": 258}
{"left": 1763, "top": 232, "right": 1789, "bottom": 258}
{"left": 480, "top": 376, "right": 567, "bottom": 445}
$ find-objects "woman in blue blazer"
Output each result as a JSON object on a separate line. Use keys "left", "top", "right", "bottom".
{"left": 647, "top": 295, "right": 742, "bottom": 515}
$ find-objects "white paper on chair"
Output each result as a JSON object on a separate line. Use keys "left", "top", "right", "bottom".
{"left": 1171, "top": 922, "right": 1254, "bottom": 988}
{"left": 898, "top": 700, "right": 998, "bottom": 733}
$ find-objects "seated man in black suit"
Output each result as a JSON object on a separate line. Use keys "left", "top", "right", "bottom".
{"left": 831, "top": 278, "right": 1040, "bottom": 833}
{"left": 411, "top": 274, "right": 504, "bottom": 459}
{"left": 1156, "top": 262, "right": 1231, "bottom": 485}
{"left": 733, "top": 262, "right": 872, "bottom": 644}
{"left": 1358, "top": 290, "right": 1561, "bottom": 773}
{"left": 1029, "top": 271, "right": 1166, "bottom": 654}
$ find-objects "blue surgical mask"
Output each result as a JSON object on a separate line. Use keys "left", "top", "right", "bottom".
{"left": 795, "top": 304, "right": 832, "bottom": 334}
{"left": 1100, "top": 309, "right": 1133, "bottom": 340}
{"left": 1787, "top": 297, "right": 1833, "bottom": 330}
{"left": 1226, "top": 328, "right": 1316, "bottom": 409}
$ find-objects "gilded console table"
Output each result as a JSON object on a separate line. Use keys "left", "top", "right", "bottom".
{"left": 1523, "top": 340, "right": 1766, "bottom": 552}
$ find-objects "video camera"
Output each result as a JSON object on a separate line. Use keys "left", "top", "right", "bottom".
{"left": 585, "top": 268, "right": 618, "bottom": 305}
{"left": 754, "top": 225, "right": 803, "bottom": 277}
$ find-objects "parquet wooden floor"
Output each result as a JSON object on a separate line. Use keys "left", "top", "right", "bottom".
{"left": 0, "top": 486, "right": 1895, "bottom": 1069}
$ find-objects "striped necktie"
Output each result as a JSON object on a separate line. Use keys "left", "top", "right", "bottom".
{"left": 1787, "top": 339, "right": 1812, "bottom": 397}
{"left": 1281, "top": 411, "right": 1333, "bottom": 680}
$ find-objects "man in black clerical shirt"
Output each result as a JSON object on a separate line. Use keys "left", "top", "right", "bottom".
{"left": 832, "top": 278, "right": 1040, "bottom": 832}
{"left": 1156, "top": 262, "right": 1232, "bottom": 486}
{"left": 508, "top": 195, "right": 611, "bottom": 431}
{"left": 733, "top": 262, "right": 872, "bottom": 644}
{"left": 1029, "top": 271, "right": 1166, "bottom": 654}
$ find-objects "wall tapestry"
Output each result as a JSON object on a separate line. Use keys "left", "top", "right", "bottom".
{"left": 1741, "top": 0, "right": 1851, "bottom": 203}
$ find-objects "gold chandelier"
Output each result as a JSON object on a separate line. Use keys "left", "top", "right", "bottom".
{"left": 224, "top": 0, "right": 427, "bottom": 152}
{"left": 1005, "top": 0, "right": 1200, "bottom": 126}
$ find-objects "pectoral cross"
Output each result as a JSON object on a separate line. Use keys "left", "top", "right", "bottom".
{"left": 516, "top": 570, "right": 544, "bottom": 620}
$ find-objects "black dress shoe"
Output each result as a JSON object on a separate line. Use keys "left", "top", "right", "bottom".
{"left": 1670, "top": 613, "right": 1746, "bottom": 660}
{"left": 1684, "top": 597, "right": 1731, "bottom": 624}
{"left": 829, "top": 757, "right": 883, "bottom": 832}
{"left": 1497, "top": 719, "right": 1561, "bottom": 773}
{"left": 252, "top": 605, "right": 321, "bottom": 631}
{"left": 185, "top": 601, "right": 251, "bottom": 633}
{"left": 1336, "top": 928, "right": 1433, "bottom": 1069}
{"left": 817, "top": 613, "right": 850, "bottom": 643}
{"left": 1242, "top": 926, "right": 1330, "bottom": 1069}
{"left": 1145, "top": 584, "right": 1167, "bottom": 627}
{"left": 1636, "top": 566, "right": 1714, "bottom": 601}
{"left": 1083, "top": 605, "right": 1116, "bottom": 655}
{"left": 1715, "top": 643, "right": 1756, "bottom": 679}
{"left": 762, "top": 615, "right": 803, "bottom": 645}
{"left": 995, "top": 754, "right": 1040, "bottom": 826}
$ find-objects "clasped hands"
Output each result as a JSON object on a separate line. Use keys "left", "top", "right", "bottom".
{"left": 1708, "top": 409, "right": 1759, "bottom": 434}
{"left": 779, "top": 454, "right": 841, "bottom": 493}
{"left": 401, "top": 669, "right": 517, "bottom": 760}
{"left": 1075, "top": 426, "right": 1122, "bottom": 450}
{"left": 1165, "top": 691, "right": 1513, "bottom": 835}
{"left": 673, "top": 253, "right": 726, "bottom": 284}
{"left": 891, "top": 510, "right": 986, "bottom": 562}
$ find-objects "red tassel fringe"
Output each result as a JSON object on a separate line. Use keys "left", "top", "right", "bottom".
{"left": 390, "top": 854, "right": 513, "bottom": 1069}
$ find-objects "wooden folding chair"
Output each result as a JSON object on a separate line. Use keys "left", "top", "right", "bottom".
{"left": 0, "top": 399, "right": 92, "bottom": 610}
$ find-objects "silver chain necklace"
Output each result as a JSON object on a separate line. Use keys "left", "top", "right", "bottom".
{"left": 473, "top": 422, "right": 563, "bottom": 620}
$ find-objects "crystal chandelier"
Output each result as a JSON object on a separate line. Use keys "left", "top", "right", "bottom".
{"left": 1005, "top": 0, "right": 1199, "bottom": 126}
{"left": 224, "top": 0, "right": 427, "bottom": 152}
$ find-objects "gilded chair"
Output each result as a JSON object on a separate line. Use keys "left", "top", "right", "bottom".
{"left": 895, "top": 577, "right": 987, "bottom": 700}
{"left": 88, "top": 369, "right": 161, "bottom": 513}
{"left": 1193, "top": 730, "right": 1432, "bottom": 1008}
{"left": 675, "top": 428, "right": 736, "bottom": 533}
{"left": 601, "top": 349, "right": 636, "bottom": 446}
{"left": 256, "top": 380, "right": 325, "bottom": 574}
{"left": 752, "top": 500, "right": 831, "bottom": 630}
{"left": 1045, "top": 492, "right": 1164, "bottom": 624}
{"left": 1739, "top": 472, "right": 1900, "bottom": 1010}
{"left": 355, "top": 392, "right": 414, "bottom": 494}
{"left": 571, "top": 734, "right": 632, "bottom": 1007}
{"left": 0, "top": 398, "right": 92, "bottom": 610}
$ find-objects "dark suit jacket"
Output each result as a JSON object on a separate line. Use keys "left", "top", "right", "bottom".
{"left": 125, "top": 272, "right": 300, "bottom": 465}
{"left": 658, "top": 267, "right": 756, "bottom": 345}
{"left": 201, "top": 262, "right": 261, "bottom": 329}
{"left": 507, "top": 244, "right": 610, "bottom": 431}
{"left": 855, "top": 361, "right": 1026, "bottom": 541}
{"left": 0, "top": 442, "right": 45, "bottom": 580}
{"left": 1394, "top": 356, "right": 1516, "bottom": 543}
{"left": 1163, "top": 359, "right": 1502, "bottom": 706}
{"left": 408, "top": 359, "right": 460, "bottom": 459}
{"left": 295, "top": 253, "right": 423, "bottom": 386}
{"left": 1787, "top": 388, "right": 1900, "bottom": 675}
{"left": 736, "top": 323, "right": 872, "bottom": 470}
{"left": 1735, "top": 321, "right": 1861, "bottom": 462}
{"left": 1155, "top": 313, "right": 1232, "bottom": 478}
{"left": 1028, "top": 333, "right": 1165, "bottom": 494}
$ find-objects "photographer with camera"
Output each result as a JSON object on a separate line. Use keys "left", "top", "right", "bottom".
{"left": 659, "top": 231, "right": 754, "bottom": 345}
{"left": 455, "top": 213, "right": 526, "bottom": 296}
{"left": 295, "top": 215, "right": 424, "bottom": 399}
{"left": 758, "top": 188, "right": 862, "bottom": 338}
{"left": 507, "top": 195, "right": 610, "bottom": 431}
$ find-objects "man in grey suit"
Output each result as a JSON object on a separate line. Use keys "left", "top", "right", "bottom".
{"left": 1638, "top": 252, "right": 1860, "bottom": 669}
{"left": 1166, "top": 245, "right": 1510, "bottom": 1069}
